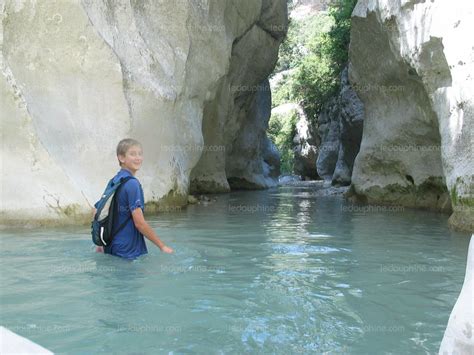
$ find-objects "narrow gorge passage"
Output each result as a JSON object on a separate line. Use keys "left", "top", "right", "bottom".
{"left": 1, "top": 0, "right": 473, "bottom": 354}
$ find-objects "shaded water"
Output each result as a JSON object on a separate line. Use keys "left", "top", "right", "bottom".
{"left": 0, "top": 185, "right": 470, "bottom": 354}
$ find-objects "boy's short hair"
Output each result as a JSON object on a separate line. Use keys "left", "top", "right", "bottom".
{"left": 116, "top": 138, "right": 142, "bottom": 166}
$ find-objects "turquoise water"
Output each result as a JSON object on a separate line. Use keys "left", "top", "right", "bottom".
{"left": 0, "top": 185, "right": 470, "bottom": 354}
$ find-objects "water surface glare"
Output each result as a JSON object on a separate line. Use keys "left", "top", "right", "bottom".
{"left": 0, "top": 186, "right": 470, "bottom": 354}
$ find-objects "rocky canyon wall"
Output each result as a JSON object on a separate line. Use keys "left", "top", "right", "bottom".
{"left": 317, "top": 67, "right": 364, "bottom": 186}
{"left": 349, "top": 0, "right": 474, "bottom": 232}
{"left": 0, "top": 0, "right": 287, "bottom": 226}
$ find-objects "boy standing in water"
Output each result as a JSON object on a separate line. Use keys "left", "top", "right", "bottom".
{"left": 95, "top": 138, "right": 173, "bottom": 258}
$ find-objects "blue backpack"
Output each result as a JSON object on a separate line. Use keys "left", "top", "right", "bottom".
{"left": 91, "top": 175, "right": 135, "bottom": 247}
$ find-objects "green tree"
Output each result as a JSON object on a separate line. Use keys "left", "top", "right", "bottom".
{"left": 292, "top": 0, "right": 357, "bottom": 123}
{"left": 268, "top": 0, "right": 357, "bottom": 173}
{"left": 268, "top": 111, "right": 298, "bottom": 174}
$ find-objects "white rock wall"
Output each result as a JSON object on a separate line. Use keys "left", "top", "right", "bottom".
{"left": 0, "top": 0, "right": 286, "bottom": 225}
{"left": 349, "top": 0, "right": 474, "bottom": 231}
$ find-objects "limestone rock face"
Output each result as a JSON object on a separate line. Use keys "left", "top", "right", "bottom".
{"left": 271, "top": 102, "right": 319, "bottom": 180}
{"left": 317, "top": 97, "right": 340, "bottom": 181}
{"left": 439, "top": 235, "right": 474, "bottom": 354}
{"left": 0, "top": 0, "right": 287, "bottom": 225}
{"left": 292, "top": 104, "right": 320, "bottom": 180}
{"left": 349, "top": 0, "right": 474, "bottom": 231}
{"left": 0, "top": 326, "right": 53, "bottom": 354}
{"left": 190, "top": 0, "right": 287, "bottom": 192}
{"left": 316, "top": 68, "right": 364, "bottom": 186}
{"left": 225, "top": 80, "right": 282, "bottom": 190}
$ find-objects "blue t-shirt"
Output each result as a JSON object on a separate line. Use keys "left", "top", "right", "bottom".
{"left": 104, "top": 168, "right": 148, "bottom": 260}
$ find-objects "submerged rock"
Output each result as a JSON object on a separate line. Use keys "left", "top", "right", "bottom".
{"left": 349, "top": 0, "right": 474, "bottom": 231}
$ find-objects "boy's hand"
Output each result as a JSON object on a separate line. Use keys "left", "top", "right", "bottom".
{"left": 160, "top": 245, "right": 174, "bottom": 254}
{"left": 96, "top": 246, "right": 104, "bottom": 253}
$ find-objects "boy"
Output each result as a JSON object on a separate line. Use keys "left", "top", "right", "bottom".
{"left": 95, "top": 138, "right": 173, "bottom": 258}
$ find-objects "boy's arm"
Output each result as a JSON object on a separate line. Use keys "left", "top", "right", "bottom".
{"left": 131, "top": 208, "right": 173, "bottom": 253}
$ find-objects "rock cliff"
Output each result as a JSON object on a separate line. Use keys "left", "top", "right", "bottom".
{"left": 317, "top": 67, "right": 364, "bottom": 186}
{"left": 293, "top": 104, "right": 320, "bottom": 180}
{"left": 349, "top": 0, "right": 474, "bottom": 231}
{"left": 439, "top": 235, "right": 474, "bottom": 354}
{"left": 0, "top": 0, "right": 287, "bottom": 225}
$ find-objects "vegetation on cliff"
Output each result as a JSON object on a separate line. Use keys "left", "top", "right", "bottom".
{"left": 269, "top": 0, "right": 357, "bottom": 174}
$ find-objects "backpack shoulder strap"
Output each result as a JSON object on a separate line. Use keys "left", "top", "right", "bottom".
{"left": 110, "top": 175, "right": 137, "bottom": 238}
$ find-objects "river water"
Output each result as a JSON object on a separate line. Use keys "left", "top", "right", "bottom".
{"left": 0, "top": 185, "right": 470, "bottom": 354}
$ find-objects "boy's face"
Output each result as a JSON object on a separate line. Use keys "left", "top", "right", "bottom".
{"left": 118, "top": 145, "right": 143, "bottom": 174}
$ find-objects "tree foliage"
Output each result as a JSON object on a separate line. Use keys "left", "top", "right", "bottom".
{"left": 292, "top": 0, "right": 357, "bottom": 122}
{"left": 267, "top": 111, "right": 298, "bottom": 174}
{"left": 268, "top": 0, "right": 357, "bottom": 174}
